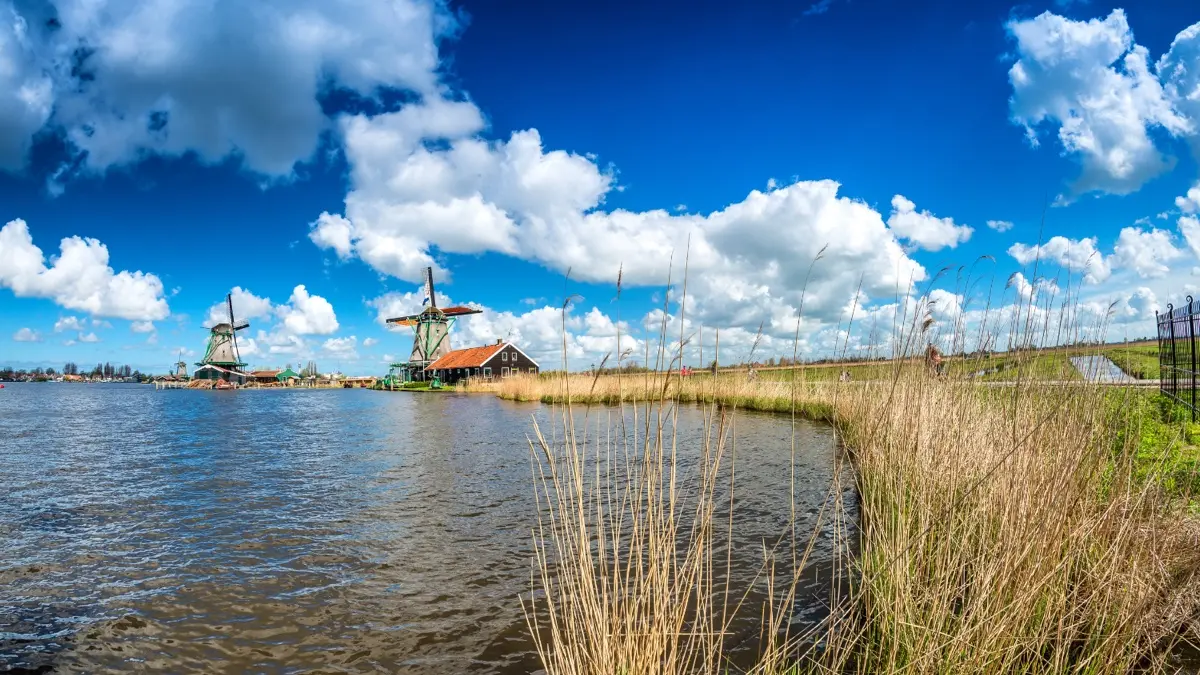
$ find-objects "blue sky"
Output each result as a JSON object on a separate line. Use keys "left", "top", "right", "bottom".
{"left": 2, "top": 0, "right": 1200, "bottom": 374}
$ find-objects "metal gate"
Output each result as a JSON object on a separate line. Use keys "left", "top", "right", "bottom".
{"left": 1157, "top": 296, "right": 1200, "bottom": 420}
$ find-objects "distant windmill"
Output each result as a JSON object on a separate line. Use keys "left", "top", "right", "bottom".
{"left": 194, "top": 293, "right": 250, "bottom": 384}
{"left": 174, "top": 349, "right": 188, "bottom": 379}
{"left": 386, "top": 267, "right": 481, "bottom": 374}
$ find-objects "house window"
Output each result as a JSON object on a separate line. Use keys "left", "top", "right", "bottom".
{"left": 484, "top": 367, "right": 491, "bottom": 377}
{"left": 502, "top": 367, "right": 509, "bottom": 377}
{"left": 502, "top": 352, "right": 508, "bottom": 361}
{"left": 531, "top": 367, "right": 538, "bottom": 375}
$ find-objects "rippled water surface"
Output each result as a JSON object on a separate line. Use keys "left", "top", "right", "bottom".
{"left": 1, "top": 384, "right": 846, "bottom": 673}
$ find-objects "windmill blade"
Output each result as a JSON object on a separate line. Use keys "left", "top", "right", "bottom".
{"left": 226, "top": 293, "right": 243, "bottom": 368}
{"left": 233, "top": 322, "right": 250, "bottom": 331}
{"left": 386, "top": 313, "right": 425, "bottom": 324}
{"left": 424, "top": 267, "right": 437, "bottom": 309}
{"left": 441, "top": 306, "right": 482, "bottom": 317}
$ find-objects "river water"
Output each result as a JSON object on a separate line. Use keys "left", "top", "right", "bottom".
{"left": 0, "top": 384, "right": 849, "bottom": 674}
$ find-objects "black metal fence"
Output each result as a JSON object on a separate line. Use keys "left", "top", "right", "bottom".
{"left": 1157, "top": 296, "right": 1200, "bottom": 420}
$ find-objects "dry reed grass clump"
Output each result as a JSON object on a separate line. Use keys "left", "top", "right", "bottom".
{"left": 516, "top": 365, "right": 1200, "bottom": 675}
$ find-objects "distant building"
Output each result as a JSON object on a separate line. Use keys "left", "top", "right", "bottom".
{"left": 276, "top": 367, "right": 300, "bottom": 385}
{"left": 425, "top": 340, "right": 539, "bottom": 385}
{"left": 251, "top": 369, "right": 281, "bottom": 384}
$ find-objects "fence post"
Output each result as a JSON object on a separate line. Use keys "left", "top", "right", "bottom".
{"left": 1168, "top": 303, "right": 1178, "bottom": 402}
{"left": 1191, "top": 297, "right": 1198, "bottom": 421}
{"left": 1157, "top": 309, "right": 1163, "bottom": 397}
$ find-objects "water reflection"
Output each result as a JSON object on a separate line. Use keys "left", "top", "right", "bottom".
{"left": 1069, "top": 355, "right": 1136, "bottom": 383}
{"left": 0, "top": 385, "right": 847, "bottom": 673}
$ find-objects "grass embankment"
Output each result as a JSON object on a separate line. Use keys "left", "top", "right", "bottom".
{"left": 724, "top": 342, "right": 1159, "bottom": 383}
{"left": 506, "top": 367, "right": 1200, "bottom": 674}
{"left": 1107, "top": 343, "right": 1161, "bottom": 380}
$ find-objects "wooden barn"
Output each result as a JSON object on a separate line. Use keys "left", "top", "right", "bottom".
{"left": 425, "top": 340, "right": 539, "bottom": 384}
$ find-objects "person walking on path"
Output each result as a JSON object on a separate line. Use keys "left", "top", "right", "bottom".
{"left": 925, "top": 344, "right": 945, "bottom": 377}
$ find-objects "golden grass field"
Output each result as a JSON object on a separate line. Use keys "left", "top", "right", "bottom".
{"left": 461, "top": 345, "right": 1199, "bottom": 674}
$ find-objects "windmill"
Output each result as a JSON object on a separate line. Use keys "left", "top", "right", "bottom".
{"left": 386, "top": 267, "right": 481, "bottom": 378}
{"left": 174, "top": 349, "right": 188, "bottom": 379}
{"left": 195, "top": 293, "right": 250, "bottom": 384}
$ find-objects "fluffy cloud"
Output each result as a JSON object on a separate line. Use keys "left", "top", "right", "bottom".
{"left": 317, "top": 99, "right": 928, "bottom": 337}
{"left": 257, "top": 329, "right": 305, "bottom": 356}
{"left": 886, "top": 195, "right": 973, "bottom": 251}
{"left": 0, "top": 218, "right": 170, "bottom": 320}
{"left": 205, "top": 287, "right": 274, "bottom": 327}
{"left": 130, "top": 320, "right": 155, "bottom": 333}
{"left": 53, "top": 315, "right": 84, "bottom": 332}
{"left": 0, "top": 4, "right": 53, "bottom": 171}
{"left": 1110, "top": 226, "right": 1185, "bottom": 278}
{"left": 12, "top": 327, "right": 40, "bottom": 342}
{"left": 0, "top": 0, "right": 453, "bottom": 178}
{"left": 203, "top": 284, "right": 337, "bottom": 339}
{"left": 362, "top": 337, "right": 379, "bottom": 348}
{"left": 193, "top": 284, "right": 341, "bottom": 364}
{"left": 278, "top": 285, "right": 339, "bottom": 335}
{"left": 1178, "top": 216, "right": 1200, "bottom": 260}
{"left": 1159, "top": 22, "right": 1200, "bottom": 162}
{"left": 1008, "top": 235, "right": 1111, "bottom": 284}
{"left": 1177, "top": 181, "right": 1200, "bottom": 214}
{"left": 78, "top": 331, "right": 100, "bottom": 343}
{"left": 322, "top": 335, "right": 358, "bottom": 359}
{"left": 987, "top": 220, "right": 1014, "bottom": 233}
{"left": 1007, "top": 10, "right": 1200, "bottom": 196}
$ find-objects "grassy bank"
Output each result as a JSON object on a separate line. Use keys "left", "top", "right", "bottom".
{"left": 499, "top": 364, "right": 1200, "bottom": 673}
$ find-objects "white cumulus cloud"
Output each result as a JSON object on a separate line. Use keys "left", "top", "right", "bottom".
{"left": 54, "top": 315, "right": 84, "bottom": 332}
{"left": 317, "top": 102, "right": 928, "bottom": 336}
{"left": 886, "top": 195, "right": 973, "bottom": 251}
{"left": 0, "top": 0, "right": 454, "bottom": 179}
{"left": 205, "top": 286, "right": 275, "bottom": 327}
{"left": 0, "top": 218, "right": 170, "bottom": 320}
{"left": 12, "top": 327, "right": 40, "bottom": 342}
{"left": 987, "top": 220, "right": 1014, "bottom": 232}
{"left": 1008, "top": 235, "right": 1111, "bottom": 284}
{"left": 130, "top": 320, "right": 155, "bottom": 333}
{"left": 322, "top": 335, "right": 358, "bottom": 359}
{"left": 1177, "top": 181, "right": 1200, "bottom": 214}
{"left": 278, "top": 285, "right": 339, "bottom": 335}
{"left": 1007, "top": 10, "right": 1199, "bottom": 196}
{"left": 1110, "top": 226, "right": 1184, "bottom": 278}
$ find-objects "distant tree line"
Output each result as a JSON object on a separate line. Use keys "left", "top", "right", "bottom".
{"left": 0, "top": 362, "right": 144, "bottom": 382}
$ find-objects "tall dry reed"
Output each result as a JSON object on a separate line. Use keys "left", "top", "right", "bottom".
{"left": 511, "top": 243, "right": 1199, "bottom": 674}
{"left": 517, "top": 367, "right": 1199, "bottom": 674}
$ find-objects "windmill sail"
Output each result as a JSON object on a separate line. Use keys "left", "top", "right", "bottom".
{"left": 423, "top": 267, "right": 437, "bottom": 309}
{"left": 385, "top": 267, "right": 480, "bottom": 371}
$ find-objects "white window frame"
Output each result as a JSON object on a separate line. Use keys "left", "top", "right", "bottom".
{"left": 483, "top": 367, "right": 491, "bottom": 377}
{"left": 502, "top": 351, "right": 508, "bottom": 361}
{"left": 502, "top": 366, "right": 509, "bottom": 377}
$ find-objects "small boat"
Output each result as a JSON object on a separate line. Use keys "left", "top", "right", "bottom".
{"left": 0, "top": 384, "right": 5, "bottom": 389}
{"left": 214, "top": 381, "right": 235, "bottom": 391}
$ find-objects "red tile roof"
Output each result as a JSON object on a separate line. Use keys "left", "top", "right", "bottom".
{"left": 426, "top": 343, "right": 506, "bottom": 370}
{"left": 251, "top": 370, "right": 281, "bottom": 378}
